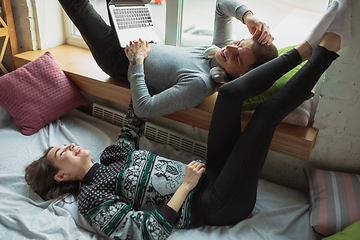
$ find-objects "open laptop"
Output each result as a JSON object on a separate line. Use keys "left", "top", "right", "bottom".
{"left": 108, "top": 0, "right": 160, "bottom": 46}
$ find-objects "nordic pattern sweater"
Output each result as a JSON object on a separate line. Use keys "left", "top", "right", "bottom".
{"left": 77, "top": 105, "right": 196, "bottom": 240}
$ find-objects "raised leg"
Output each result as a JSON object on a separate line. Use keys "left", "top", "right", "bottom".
{"left": 59, "top": 0, "right": 129, "bottom": 80}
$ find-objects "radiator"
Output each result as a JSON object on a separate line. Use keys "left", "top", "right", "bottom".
{"left": 92, "top": 103, "right": 207, "bottom": 159}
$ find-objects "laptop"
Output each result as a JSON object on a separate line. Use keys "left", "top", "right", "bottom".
{"left": 108, "top": 0, "right": 160, "bottom": 46}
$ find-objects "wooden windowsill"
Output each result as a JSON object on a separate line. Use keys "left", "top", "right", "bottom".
{"left": 14, "top": 44, "right": 318, "bottom": 161}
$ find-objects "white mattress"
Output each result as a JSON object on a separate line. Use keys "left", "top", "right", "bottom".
{"left": 0, "top": 105, "right": 317, "bottom": 240}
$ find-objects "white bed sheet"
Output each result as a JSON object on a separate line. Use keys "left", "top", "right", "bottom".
{"left": 0, "top": 106, "right": 317, "bottom": 240}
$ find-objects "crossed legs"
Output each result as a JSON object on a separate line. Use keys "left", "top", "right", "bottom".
{"left": 200, "top": 0, "right": 351, "bottom": 226}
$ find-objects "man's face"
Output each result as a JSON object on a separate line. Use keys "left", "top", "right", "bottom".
{"left": 215, "top": 38, "right": 256, "bottom": 78}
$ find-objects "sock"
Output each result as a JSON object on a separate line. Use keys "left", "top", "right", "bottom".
{"left": 305, "top": 1, "right": 339, "bottom": 52}
{"left": 327, "top": 0, "right": 352, "bottom": 49}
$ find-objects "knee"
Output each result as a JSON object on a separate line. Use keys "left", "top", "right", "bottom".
{"left": 217, "top": 83, "right": 247, "bottom": 102}
{"left": 253, "top": 100, "right": 286, "bottom": 126}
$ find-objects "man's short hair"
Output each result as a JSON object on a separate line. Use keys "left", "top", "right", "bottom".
{"left": 249, "top": 40, "right": 278, "bottom": 71}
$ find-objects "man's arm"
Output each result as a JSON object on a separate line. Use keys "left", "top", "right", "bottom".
{"left": 212, "top": 0, "right": 273, "bottom": 46}
{"left": 242, "top": 11, "right": 274, "bottom": 45}
{"left": 128, "top": 65, "right": 209, "bottom": 118}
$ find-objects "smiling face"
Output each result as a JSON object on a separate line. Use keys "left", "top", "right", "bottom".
{"left": 47, "top": 143, "right": 93, "bottom": 182}
{"left": 215, "top": 38, "right": 256, "bottom": 78}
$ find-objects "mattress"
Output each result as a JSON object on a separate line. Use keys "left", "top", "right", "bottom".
{"left": 0, "top": 105, "right": 317, "bottom": 240}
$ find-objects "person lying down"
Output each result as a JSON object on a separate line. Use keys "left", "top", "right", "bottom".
{"left": 25, "top": 0, "right": 351, "bottom": 239}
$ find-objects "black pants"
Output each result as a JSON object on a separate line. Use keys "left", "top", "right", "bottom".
{"left": 59, "top": 0, "right": 129, "bottom": 80}
{"left": 60, "top": 0, "right": 339, "bottom": 228}
{"left": 192, "top": 46, "right": 339, "bottom": 226}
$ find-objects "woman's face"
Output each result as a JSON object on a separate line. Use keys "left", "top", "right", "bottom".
{"left": 215, "top": 38, "right": 256, "bottom": 78}
{"left": 47, "top": 143, "right": 92, "bottom": 182}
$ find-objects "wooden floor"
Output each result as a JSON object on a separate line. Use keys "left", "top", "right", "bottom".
{"left": 14, "top": 44, "right": 319, "bottom": 161}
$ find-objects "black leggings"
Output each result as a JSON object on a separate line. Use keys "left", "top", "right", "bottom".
{"left": 59, "top": 0, "right": 128, "bottom": 80}
{"left": 192, "top": 46, "right": 339, "bottom": 226}
{"left": 60, "top": 0, "right": 339, "bottom": 227}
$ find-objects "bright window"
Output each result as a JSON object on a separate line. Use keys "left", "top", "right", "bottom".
{"left": 180, "top": 0, "right": 329, "bottom": 48}
{"left": 65, "top": 0, "right": 167, "bottom": 48}
{"left": 62, "top": 0, "right": 329, "bottom": 123}
{"left": 64, "top": 0, "right": 328, "bottom": 49}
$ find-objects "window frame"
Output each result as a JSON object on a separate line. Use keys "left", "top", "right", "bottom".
{"left": 34, "top": 0, "right": 322, "bottom": 125}
{"left": 62, "top": 0, "right": 184, "bottom": 48}
{"left": 62, "top": 14, "right": 88, "bottom": 49}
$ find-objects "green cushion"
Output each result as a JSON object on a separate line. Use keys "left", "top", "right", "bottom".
{"left": 242, "top": 45, "right": 314, "bottom": 111}
{"left": 323, "top": 220, "right": 360, "bottom": 240}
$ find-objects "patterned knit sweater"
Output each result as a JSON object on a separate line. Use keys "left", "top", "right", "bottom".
{"left": 77, "top": 105, "right": 197, "bottom": 240}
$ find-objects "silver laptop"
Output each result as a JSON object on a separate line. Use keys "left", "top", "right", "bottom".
{"left": 108, "top": 0, "right": 160, "bottom": 46}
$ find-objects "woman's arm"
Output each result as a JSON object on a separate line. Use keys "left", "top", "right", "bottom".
{"left": 100, "top": 103, "right": 146, "bottom": 166}
{"left": 79, "top": 191, "right": 176, "bottom": 240}
{"left": 167, "top": 161, "right": 206, "bottom": 212}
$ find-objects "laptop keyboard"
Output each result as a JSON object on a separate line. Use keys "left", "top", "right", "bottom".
{"left": 114, "top": 7, "right": 153, "bottom": 30}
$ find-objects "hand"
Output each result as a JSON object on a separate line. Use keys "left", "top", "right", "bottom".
{"left": 166, "top": 161, "right": 205, "bottom": 212}
{"left": 125, "top": 38, "right": 151, "bottom": 66}
{"left": 182, "top": 161, "right": 206, "bottom": 191}
{"left": 243, "top": 11, "right": 274, "bottom": 45}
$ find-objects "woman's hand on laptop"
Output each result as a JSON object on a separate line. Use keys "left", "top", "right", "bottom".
{"left": 125, "top": 38, "right": 151, "bottom": 66}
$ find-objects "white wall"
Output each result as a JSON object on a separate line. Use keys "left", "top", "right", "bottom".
{"left": 261, "top": 0, "right": 360, "bottom": 192}
{"left": 10, "top": 0, "right": 37, "bottom": 52}
{"left": 311, "top": 0, "right": 360, "bottom": 172}
{"left": 10, "top": 0, "right": 64, "bottom": 54}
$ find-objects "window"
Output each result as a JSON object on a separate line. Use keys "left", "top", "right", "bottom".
{"left": 64, "top": 0, "right": 328, "bottom": 49}
{"left": 181, "top": 0, "right": 216, "bottom": 47}
{"left": 64, "top": 0, "right": 167, "bottom": 48}
{"left": 61, "top": 0, "right": 328, "bottom": 122}
{"left": 180, "top": 0, "right": 329, "bottom": 48}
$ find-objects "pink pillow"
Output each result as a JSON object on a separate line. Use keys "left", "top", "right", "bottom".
{"left": 305, "top": 169, "right": 360, "bottom": 236}
{"left": 0, "top": 51, "right": 87, "bottom": 135}
{"left": 243, "top": 98, "right": 313, "bottom": 126}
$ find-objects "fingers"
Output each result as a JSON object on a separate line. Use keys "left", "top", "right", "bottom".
{"left": 126, "top": 39, "right": 151, "bottom": 51}
{"left": 125, "top": 38, "right": 151, "bottom": 63}
{"left": 128, "top": 38, "right": 147, "bottom": 45}
{"left": 252, "top": 24, "right": 262, "bottom": 41}
{"left": 187, "top": 161, "right": 206, "bottom": 173}
{"left": 183, "top": 161, "right": 205, "bottom": 190}
{"left": 245, "top": 14, "right": 274, "bottom": 46}
{"left": 253, "top": 23, "right": 274, "bottom": 45}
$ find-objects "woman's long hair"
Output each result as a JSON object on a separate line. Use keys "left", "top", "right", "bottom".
{"left": 25, "top": 147, "right": 81, "bottom": 201}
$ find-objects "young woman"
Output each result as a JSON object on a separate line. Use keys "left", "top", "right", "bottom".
{"left": 59, "top": 0, "right": 277, "bottom": 118}
{"left": 25, "top": 0, "right": 351, "bottom": 239}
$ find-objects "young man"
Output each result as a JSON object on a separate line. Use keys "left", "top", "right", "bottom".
{"left": 59, "top": 0, "right": 277, "bottom": 118}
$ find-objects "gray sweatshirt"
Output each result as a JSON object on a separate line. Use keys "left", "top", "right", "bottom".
{"left": 128, "top": 0, "right": 251, "bottom": 118}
